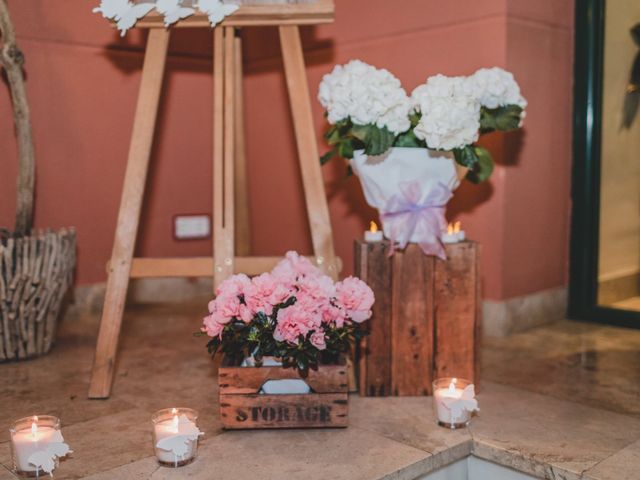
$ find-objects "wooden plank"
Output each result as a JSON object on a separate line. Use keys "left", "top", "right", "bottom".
{"left": 279, "top": 25, "right": 338, "bottom": 280}
{"left": 354, "top": 240, "right": 392, "bottom": 397}
{"left": 213, "top": 27, "right": 236, "bottom": 290}
{"left": 233, "top": 32, "right": 251, "bottom": 257}
{"left": 135, "top": 0, "right": 334, "bottom": 28}
{"left": 219, "top": 393, "right": 347, "bottom": 429}
{"left": 127, "top": 255, "right": 341, "bottom": 278}
{"left": 390, "top": 244, "right": 434, "bottom": 396}
{"left": 434, "top": 242, "right": 479, "bottom": 384}
{"left": 88, "top": 29, "right": 170, "bottom": 399}
{"left": 219, "top": 363, "right": 347, "bottom": 394}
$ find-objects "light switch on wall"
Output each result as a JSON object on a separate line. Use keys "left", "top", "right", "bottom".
{"left": 174, "top": 214, "right": 211, "bottom": 240}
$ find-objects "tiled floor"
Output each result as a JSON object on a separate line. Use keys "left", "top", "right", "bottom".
{"left": 1, "top": 301, "right": 640, "bottom": 479}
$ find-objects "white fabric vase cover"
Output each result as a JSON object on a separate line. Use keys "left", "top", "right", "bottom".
{"left": 350, "top": 147, "right": 461, "bottom": 259}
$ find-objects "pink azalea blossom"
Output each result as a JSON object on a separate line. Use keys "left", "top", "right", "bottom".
{"left": 244, "top": 272, "right": 292, "bottom": 315}
{"left": 202, "top": 314, "right": 224, "bottom": 338}
{"left": 295, "top": 274, "right": 335, "bottom": 311}
{"left": 335, "top": 276, "right": 375, "bottom": 323}
{"left": 321, "top": 303, "right": 347, "bottom": 328}
{"left": 274, "top": 304, "right": 322, "bottom": 345}
{"left": 215, "top": 273, "right": 251, "bottom": 298}
{"left": 272, "top": 251, "right": 322, "bottom": 284}
{"left": 310, "top": 331, "right": 327, "bottom": 350}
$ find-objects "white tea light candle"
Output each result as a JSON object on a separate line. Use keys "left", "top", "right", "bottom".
{"left": 432, "top": 377, "right": 479, "bottom": 429}
{"left": 10, "top": 415, "right": 72, "bottom": 477}
{"left": 364, "top": 221, "right": 384, "bottom": 242}
{"left": 441, "top": 222, "right": 466, "bottom": 244}
{"left": 152, "top": 408, "right": 202, "bottom": 468}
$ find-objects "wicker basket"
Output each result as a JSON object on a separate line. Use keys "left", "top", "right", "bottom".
{"left": 0, "top": 228, "right": 76, "bottom": 361}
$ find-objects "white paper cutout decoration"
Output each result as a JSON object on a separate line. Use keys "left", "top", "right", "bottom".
{"left": 155, "top": 414, "right": 204, "bottom": 462}
{"left": 440, "top": 384, "right": 479, "bottom": 424}
{"left": 93, "top": 0, "right": 155, "bottom": 36}
{"left": 26, "top": 430, "right": 73, "bottom": 476}
{"left": 155, "top": 0, "right": 195, "bottom": 26}
{"left": 198, "top": 0, "right": 239, "bottom": 25}
{"left": 93, "top": 0, "right": 240, "bottom": 36}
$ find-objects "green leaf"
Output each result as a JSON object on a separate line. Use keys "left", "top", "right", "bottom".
{"left": 480, "top": 105, "right": 522, "bottom": 133}
{"left": 465, "top": 146, "right": 494, "bottom": 183}
{"left": 324, "top": 126, "right": 341, "bottom": 145}
{"left": 338, "top": 140, "right": 355, "bottom": 159}
{"left": 394, "top": 129, "right": 423, "bottom": 148}
{"left": 320, "top": 147, "right": 337, "bottom": 165}
{"left": 453, "top": 145, "right": 479, "bottom": 169}
{"left": 351, "top": 124, "right": 394, "bottom": 156}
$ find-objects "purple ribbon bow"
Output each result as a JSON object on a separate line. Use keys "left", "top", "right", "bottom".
{"left": 380, "top": 180, "right": 452, "bottom": 259}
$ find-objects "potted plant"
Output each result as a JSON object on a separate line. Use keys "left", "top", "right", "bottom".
{"left": 0, "top": 0, "right": 76, "bottom": 361}
{"left": 318, "top": 60, "right": 526, "bottom": 258}
{"left": 200, "top": 251, "right": 374, "bottom": 429}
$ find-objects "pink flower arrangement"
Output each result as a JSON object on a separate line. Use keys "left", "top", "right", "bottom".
{"left": 201, "top": 251, "right": 374, "bottom": 370}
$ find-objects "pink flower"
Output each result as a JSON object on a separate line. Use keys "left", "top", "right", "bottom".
{"left": 215, "top": 273, "right": 251, "bottom": 298}
{"left": 335, "top": 276, "right": 374, "bottom": 323}
{"left": 321, "top": 303, "right": 347, "bottom": 328}
{"left": 274, "top": 304, "right": 321, "bottom": 345}
{"left": 244, "top": 273, "right": 292, "bottom": 315}
{"left": 209, "top": 293, "right": 253, "bottom": 324}
{"left": 295, "top": 274, "right": 335, "bottom": 311}
{"left": 272, "top": 251, "right": 322, "bottom": 283}
{"left": 310, "top": 331, "right": 327, "bottom": 350}
{"left": 202, "top": 314, "right": 225, "bottom": 338}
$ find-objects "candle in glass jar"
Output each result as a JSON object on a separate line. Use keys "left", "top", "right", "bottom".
{"left": 10, "top": 415, "right": 70, "bottom": 476}
{"left": 152, "top": 408, "right": 202, "bottom": 467}
{"left": 432, "top": 377, "right": 478, "bottom": 429}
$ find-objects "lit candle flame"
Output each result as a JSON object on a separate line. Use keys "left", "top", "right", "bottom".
{"left": 31, "top": 416, "right": 38, "bottom": 440}
{"left": 448, "top": 378, "right": 457, "bottom": 394}
{"left": 447, "top": 223, "right": 454, "bottom": 235}
{"left": 369, "top": 221, "right": 378, "bottom": 233}
{"left": 171, "top": 408, "right": 179, "bottom": 433}
{"left": 453, "top": 221, "right": 461, "bottom": 234}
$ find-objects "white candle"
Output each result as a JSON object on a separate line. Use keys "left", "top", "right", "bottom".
{"left": 364, "top": 221, "right": 383, "bottom": 242}
{"left": 153, "top": 408, "right": 201, "bottom": 467}
{"left": 11, "top": 417, "right": 57, "bottom": 473}
{"left": 432, "top": 378, "right": 478, "bottom": 428}
{"left": 441, "top": 221, "right": 465, "bottom": 244}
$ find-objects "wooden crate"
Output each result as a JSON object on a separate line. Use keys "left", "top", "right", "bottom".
{"left": 218, "top": 358, "right": 349, "bottom": 429}
{"left": 355, "top": 240, "right": 480, "bottom": 396}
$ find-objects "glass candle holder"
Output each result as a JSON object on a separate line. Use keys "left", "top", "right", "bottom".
{"left": 152, "top": 408, "right": 200, "bottom": 468}
{"left": 432, "top": 377, "right": 477, "bottom": 429}
{"left": 10, "top": 415, "right": 61, "bottom": 478}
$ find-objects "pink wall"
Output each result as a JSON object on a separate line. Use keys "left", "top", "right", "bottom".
{"left": 0, "top": 0, "right": 574, "bottom": 300}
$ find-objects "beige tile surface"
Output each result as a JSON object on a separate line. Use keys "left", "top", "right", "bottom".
{"left": 470, "top": 383, "right": 640, "bottom": 480}
{"left": 584, "top": 439, "right": 640, "bottom": 480}
{"left": 2, "top": 304, "right": 640, "bottom": 479}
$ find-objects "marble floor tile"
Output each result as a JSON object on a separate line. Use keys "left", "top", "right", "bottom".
{"left": 583, "top": 439, "right": 640, "bottom": 480}
{"left": 147, "top": 426, "right": 432, "bottom": 480}
{"left": 349, "top": 395, "right": 472, "bottom": 469}
{"left": 469, "top": 382, "right": 640, "bottom": 480}
{"left": 483, "top": 320, "right": 640, "bottom": 418}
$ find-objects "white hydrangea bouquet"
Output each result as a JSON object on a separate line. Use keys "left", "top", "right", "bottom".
{"left": 318, "top": 60, "right": 526, "bottom": 258}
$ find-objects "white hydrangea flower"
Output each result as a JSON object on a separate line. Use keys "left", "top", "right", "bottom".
{"left": 465, "top": 67, "right": 527, "bottom": 110}
{"left": 411, "top": 75, "right": 481, "bottom": 150}
{"left": 318, "top": 60, "right": 411, "bottom": 134}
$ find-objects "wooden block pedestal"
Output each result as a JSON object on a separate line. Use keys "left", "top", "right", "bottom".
{"left": 219, "top": 358, "right": 348, "bottom": 429}
{"left": 355, "top": 240, "right": 480, "bottom": 396}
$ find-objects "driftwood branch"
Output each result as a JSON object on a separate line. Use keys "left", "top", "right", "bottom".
{"left": 0, "top": 0, "right": 35, "bottom": 236}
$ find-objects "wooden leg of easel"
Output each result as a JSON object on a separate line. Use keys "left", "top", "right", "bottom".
{"left": 213, "top": 27, "right": 236, "bottom": 291}
{"left": 278, "top": 26, "right": 338, "bottom": 280}
{"left": 233, "top": 31, "right": 251, "bottom": 257}
{"left": 89, "top": 29, "right": 170, "bottom": 399}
